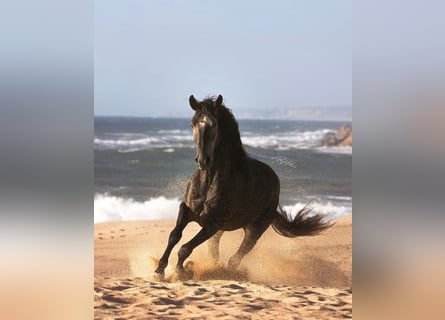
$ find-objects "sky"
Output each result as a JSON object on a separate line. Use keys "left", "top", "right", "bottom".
{"left": 94, "top": 0, "right": 351, "bottom": 119}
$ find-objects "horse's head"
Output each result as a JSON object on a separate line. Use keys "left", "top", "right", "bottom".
{"left": 189, "top": 95, "right": 223, "bottom": 170}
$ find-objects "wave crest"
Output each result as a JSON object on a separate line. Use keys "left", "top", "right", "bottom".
{"left": 95, "top": 128, "right": 352, "bottom": 153}
{"left": 94, "top": 195, "right": 351, "bottom": 223}
{"left": 94, "top": 195, "right": 180, "bottom": 223}
{"left": 283, "top": 201, "right": 352, "bottom": 220}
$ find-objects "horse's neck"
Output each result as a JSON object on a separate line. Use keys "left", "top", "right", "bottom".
{"left": 217, "top": 140, "right": 245, "bottom": 164}
{"left": 210, "top": 149, "right": 247, "bottom": 180}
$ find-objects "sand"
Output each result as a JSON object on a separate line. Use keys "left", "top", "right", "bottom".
{"left": 95, "top": 214, "right": 352, "bottom": 319}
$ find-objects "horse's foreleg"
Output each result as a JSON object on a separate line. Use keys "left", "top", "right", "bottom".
{"left": 176, "top": 226, "right": 219, "bottom": 279}
{"left": 154, "top": 202, "right": 190, "bottom": 280}
{"left": 208, "top": 230, "right": 224, "bottom": 264}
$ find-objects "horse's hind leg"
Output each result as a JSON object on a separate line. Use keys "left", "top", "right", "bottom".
{"left": 228, "top": 214, "right": 272, "bottom": 270}
{"left": 154, "top": 202, "right": 191, "bottom": 280}
{"left": 208, "top": 230, "right": 224, "bottom": 264}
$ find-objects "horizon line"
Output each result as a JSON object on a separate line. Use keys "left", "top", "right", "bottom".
{"left": 93, "top": 115, "right": 352, "bottom": 122}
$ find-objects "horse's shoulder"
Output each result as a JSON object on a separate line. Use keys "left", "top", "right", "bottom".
{"left": 185, "top": 171, "right": 202, "bottom": 193}
{"left": 246, "top": 157, "right": 279, "bottom": 184}
{"left": 183, "top": 171, "right": 207, "bottom": 213}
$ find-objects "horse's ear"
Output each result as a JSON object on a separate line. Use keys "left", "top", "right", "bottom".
{"left": 215, "top": 95, "right": 223, "bottom": 108}
{"left": 189, "top": 95, "right": 199, "bottom": 110}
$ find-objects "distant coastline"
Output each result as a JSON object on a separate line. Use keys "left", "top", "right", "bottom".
{"left": 94, "top": 105, "right": 352, "bottom": 122}
{"left": 94, "top": 115, "right": 352, "bottom": 122}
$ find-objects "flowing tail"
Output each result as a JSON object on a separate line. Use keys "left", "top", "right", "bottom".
{"left": 272, "top": 205, "right": 333, "bottom": 237}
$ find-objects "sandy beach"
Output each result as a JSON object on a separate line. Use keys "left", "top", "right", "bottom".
{"left": 95, "top": 214, "right": 352, "bottom": 319}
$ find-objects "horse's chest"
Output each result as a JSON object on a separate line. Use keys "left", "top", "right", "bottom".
{"left": 184, "top": 190, "right": 206, "bottom": 215}
{"left": 183, "top": 173, "right": 237, "bottom": 217}
{"left": 183, "top": 174, "right": 206, "bottom": 211}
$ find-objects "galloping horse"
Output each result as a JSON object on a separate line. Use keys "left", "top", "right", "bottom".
{"left": 154, "top": 95, "right": 332, "bottom": 280}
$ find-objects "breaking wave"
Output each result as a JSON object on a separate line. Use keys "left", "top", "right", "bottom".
{"left": 241, "top": 129, "right": 331, "bottom": 150}
{"left": 283, "top": 201, "right": 352, "bottom": 221}
{"left": 94, "top": 194, "right": 180, "bottom": 223}
{"left": 94, "top": 128, "right": 351, "bottom": 153}
{"left": 94, "top": 194, "right": 351, "bottom": 223}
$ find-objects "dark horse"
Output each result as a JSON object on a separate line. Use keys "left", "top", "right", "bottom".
{"left": 154, "top": 95, "right": 332, "bottom": 280}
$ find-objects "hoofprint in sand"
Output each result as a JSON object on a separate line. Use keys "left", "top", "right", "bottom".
{"left": 95, "top": 214, "right": 352, "bottom": 319}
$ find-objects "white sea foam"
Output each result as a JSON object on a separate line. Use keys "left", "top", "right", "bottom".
{"left": 325, "top": 195, "right": 352, "bottom": 201}
{"left": 94, "top": 135, "right": 193, "bottom": 151}
{"left": 117, "top": 148, "right": 146, "bottom": 153}
{"left": 157, "top": 129, "right": 189, "bottom": 134}
{"left": 241, "top": 129, "right": 332, "bottom": 150}
{"left": 94, "top": 194, "right": 351, "bottom": 223}
{"left": 283, "top": 201, "right": 352, "bottom": 221}
{"left": 94, "top": 137, "right": 163, "bottom": 146}
{"left": 315, "top": 145, "right": 352, "bottom": 155}
{"left": 94, "top": 195, "right": 180, "bottom": 223}
{"left": 95, "top": 128, "right": 350, "bottom": 154}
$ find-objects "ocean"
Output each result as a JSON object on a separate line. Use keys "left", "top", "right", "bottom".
{"left": 94, "top": 117, "right": 351, "bottom": 223}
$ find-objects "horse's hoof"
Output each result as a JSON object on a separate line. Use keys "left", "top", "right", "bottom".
{"left": 153, "top": 271, "right": 165, "bottom": 281}
{"left": 178, "top": 270, "right": 194, "bottom": 281}
{"left": 176, "top": 267, "right": 194, "bottom": 281}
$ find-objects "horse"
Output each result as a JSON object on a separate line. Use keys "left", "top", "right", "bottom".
{"left": 154, "top": 95, "right": 332, "bottom": 280}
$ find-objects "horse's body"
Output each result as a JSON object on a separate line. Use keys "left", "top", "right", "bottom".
{"left": 184, "top": 156, "right": 279, "bottom": 230}
{"left": 154, "top": 95, "right": 331, "bottom": 280}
